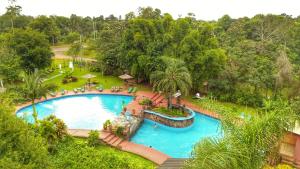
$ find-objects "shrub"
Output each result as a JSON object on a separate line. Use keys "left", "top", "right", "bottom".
{"left": 62, "top": 78, "right": 68, "bottom": 84}
{"left": 103, "top": 120, "right": 111, "bottom": 130}
{"left": 71, "top": 76, "right": 78, "bottom": 82}
{"left": 38, "top": 115, "right": 68, "bottom": 152}
{"left": 115, "top": 126, "right": 125, "bottom": 138}
{"left": 153, "top": 107, "right": 188, "bottom": 117}
{"left": 139, "top": 98, "right": 152, "bottom": 106}
{"left": 87, "top": 130, "right": 100, "bottom": 147}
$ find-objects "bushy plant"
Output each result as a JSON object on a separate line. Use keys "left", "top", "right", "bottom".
{"left": 103, "top": 120, "right": 111, "bottom": 130}
{"left": 139, "top": 98, "right": 152, "bottom": 106}
{"left": 38, "top": 115, "right": 67, "bottom": 152}
{"left": 115, "top": 126, "right": 125, "bottom": 138}
{"left": 87, "top": 130, "right": 100, "bottom": 147}
{"left": 0, "top": 99, "right": 50, "bottom": 168}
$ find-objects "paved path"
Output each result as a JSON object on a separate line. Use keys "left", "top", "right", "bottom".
{"left": 52, "top": 46, "right": 97, "bottom": 62}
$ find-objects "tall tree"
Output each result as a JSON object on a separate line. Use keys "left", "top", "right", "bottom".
{"left": 22, "top": 71, "right": 53, "bottom": 123}
{"left": 29, "top": 15, "right": 60, "bottom": 44}
{"left": 150, "top": 60, "right": 192, "bottom": 108}
{"left": 6, "top": 29, "right": 53, "bottom": 72}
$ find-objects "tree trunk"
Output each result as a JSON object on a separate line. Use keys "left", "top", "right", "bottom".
{"left": 167, "top": 93, "right": 172, "bottom": 109}
{"left": 32, "top": 99, "right": 38, "bottom": 123}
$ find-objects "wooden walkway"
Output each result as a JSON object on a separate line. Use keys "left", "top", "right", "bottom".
{"left": 158, "top": 158, "right": 188, "bottom": 169}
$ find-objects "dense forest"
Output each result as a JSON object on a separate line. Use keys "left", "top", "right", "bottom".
{"left": 1, "top": 5, "right": 300, "bottom": 108}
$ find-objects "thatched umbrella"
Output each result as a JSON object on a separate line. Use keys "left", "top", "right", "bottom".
{"left": 82, "top": 74, "right": 96, "bottom": 88}
{"left": 119, "top": 74, "right": 133, "bottom": 86}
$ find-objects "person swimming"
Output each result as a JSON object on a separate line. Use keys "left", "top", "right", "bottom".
{"left": 153, "top": 123, "right": 158, "bottom": 128}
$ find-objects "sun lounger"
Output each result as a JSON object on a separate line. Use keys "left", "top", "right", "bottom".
{"left": 111, "top": 86, "right": 115, "bottom": 92}
{"left": 61, "top": 90, "right": 65, "bottom": 95}
{"left": 127, "top": 87, "right": 133, "bottom": 93}
{"left": 81, "top": 87, "right": 85, "bottom": 93}
{"left": 49, "top": 91, "right": 56, "bottom": 97}
{"left": 115, "top": 86, "right": 120, "bottom": 92}
{"left": 96, "top": 85, "right": 103, "bottom": 92}
{"left": 73, "top": 88, "right": 78, "bottom": 94}
{"left": 131, "top": 87, "right": 137, "bottom": 93}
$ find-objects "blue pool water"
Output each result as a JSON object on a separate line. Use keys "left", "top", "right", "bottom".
{"left": 16, "top": 94, "right": 133, "bottom": 130}
{"left": 131, "top": 113, "right": 221, "bottom": 158}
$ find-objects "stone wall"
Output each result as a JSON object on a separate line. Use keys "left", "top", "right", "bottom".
{"left": 143, "top": 108, "right": 195, "bottom": 128}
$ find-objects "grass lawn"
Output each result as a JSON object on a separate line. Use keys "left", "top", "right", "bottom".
{"left": 50, "top": 137, "right": 156, "bottom": 169}
{"left": 186, "top": 96, "right": 258, "bottom": 117}
{"left": 45, "top": 59, "right": 123, "bottom": 91}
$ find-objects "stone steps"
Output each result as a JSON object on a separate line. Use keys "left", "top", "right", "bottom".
{"left": 112, "top": 138, "right": 124, "bottom": 148}
{"left": 158, "top": 158, "right": 188, "bottom": 169}
{"left": 108, "top": 136, "right": 119, "bottom": 144}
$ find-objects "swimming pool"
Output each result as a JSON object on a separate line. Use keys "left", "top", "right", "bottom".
{"left": 16, "top": 94, "right": 133, "bottom": 130}
{"left": 131, "top": 113, "right": 221, "bottom": 158}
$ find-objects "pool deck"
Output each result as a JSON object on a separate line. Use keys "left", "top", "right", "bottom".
{"left": 16, "top": 89, "right": 220, "bottom": 165}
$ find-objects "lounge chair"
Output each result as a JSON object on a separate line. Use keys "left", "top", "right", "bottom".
{"left": 127, "top": 87, "right": 133, "bottom": 93}
{"left": 73, "top": 88, "right": 78, "bottom": 94}
{"left": 111, "top": 86, "right": 115, "bottom": 92}
{"left": 115, "top": 86, "right": 120, "bottom": 92}
{"left": 49, "top": 91, "right": 56, "bottom": 97}
{"left": 131, "top": 87, "right": 137, "bottom": 93}
{"left": 81, "top": 87, "right": 85, "bottom": 93}
{"left": 61, "top": 89, "right": 65, "bottom": 95}
{"left": 96, "top": 85, "right": 103, "bottom": 92}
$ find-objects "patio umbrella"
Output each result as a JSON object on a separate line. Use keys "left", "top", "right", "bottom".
{"left": 119, "top": 74, "right": 133, "bottom": 86}
{"left": 82, "top": 74, "right": 96, "bottom": 87}
{"left": 118, "top": 74, "right": 133, "bottom": 80}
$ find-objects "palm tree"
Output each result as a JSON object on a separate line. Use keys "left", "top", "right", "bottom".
{"left": 184, "top": 101, "right": 298, "bottom": 169}
{"left": 23, "top": 71, "right": 53, "bottom": 123}
{"left": 150, "top": 61, "right": 192, "bottom": 109}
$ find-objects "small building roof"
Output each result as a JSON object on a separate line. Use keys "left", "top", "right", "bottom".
{"left": 119, "top": 74, "right": 133, "bottom": 80}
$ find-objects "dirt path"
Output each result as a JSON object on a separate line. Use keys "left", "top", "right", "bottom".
{"left": 51, "top": 46, "right": 97, "bottom": 62}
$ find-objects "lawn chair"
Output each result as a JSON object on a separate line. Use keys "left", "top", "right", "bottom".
{"left": 73, "top": 88, "right": 78, "bottom": 94}
{"left": 49, "top": 91, "right": 56, "bottom": 97}
{"left": 127, "top": 87, "right": 133, "bottom": 93}
{"left": 115, "top": 86, "right": 120, "bottom": 92}
{"left": 81, "top": 87, "right": 85, "bottom": 93}
{"left": 111, "top": 86, "right": 115, "bottom": 92}
{"left": 131, "top": 87, "right": 137, "bottom": 93}
{"left": 96, "top": 85, "right": 103, "bottom": 92}
{"left": 61, "top": 89, "right": 65, "bottom": 95}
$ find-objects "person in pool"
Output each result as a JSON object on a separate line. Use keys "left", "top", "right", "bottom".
{"left": 153, "top": 123, "right": 158, "bottom": 128}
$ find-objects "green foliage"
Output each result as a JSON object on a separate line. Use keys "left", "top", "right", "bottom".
{"left": 0, "top": 47, "right": 21, "bottom": 82}
{"left": 103, "top": 119, "right": 112, "bottom": 130}
{"left": 29, "top": 15, "right": 60, "bottom": 44}
{"left": 37, "top": 115, "right": 67, "bottom": 152}
{"left": 153, "top": 107, "right": 187, "bottom": 117}
{"left": 115, "top": 126, "right": 125, "bottom": 138}
{"left": 50, "top": 137, "right": 156, "bottom": 169}
{"left": 87, "top": 130, "right": 100, "bottom": 147}
{"left": 139, "top": 98, "right": 152, "bottom": 106}
{"left": 0, "top": 99, "right": 50, "bottom": 169}
{"left": 22, "top": 71, "right": 56, "bottom": 122}
{"left": 150, "top": 60, "right": 192, "bottom": 108}
{"left": 184, "top": 101, "right": 299, "bottom": 169}
{"left": 63, "top": 32, "right": 80, "bottom": 44}
{"left": 6, "top": 29, "right": 53, "bottom": 72}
